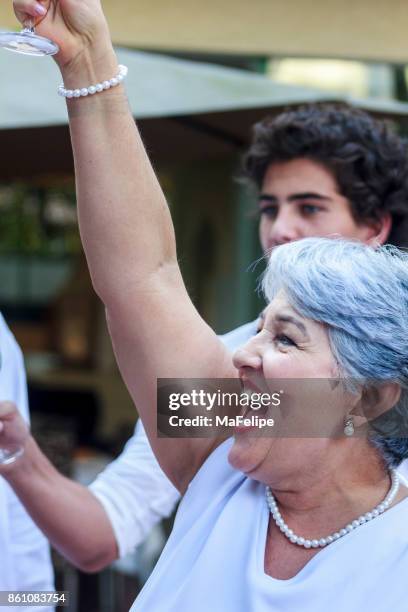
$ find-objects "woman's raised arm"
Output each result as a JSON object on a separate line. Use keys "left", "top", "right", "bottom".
{"left": 13, "top": 0, "right": 235, "bottom": 491}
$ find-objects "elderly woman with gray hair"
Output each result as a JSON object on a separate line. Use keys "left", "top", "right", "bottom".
{"left": 9, "top": 1, "right": 408, "bottom": 610}
{"left": 125, "top": 238, "right": 408, "bottom": 612}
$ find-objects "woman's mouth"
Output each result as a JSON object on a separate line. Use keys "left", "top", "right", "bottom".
{"left": 233, "top": 388, "right": 270, "bottom": 434}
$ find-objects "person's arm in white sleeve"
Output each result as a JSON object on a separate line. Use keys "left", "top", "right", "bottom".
{"left": 87, "top": 323, "right": 259, "bottom": 557}
{"left": 90, "top": 420, "right": 180, "bottom": 558}
{"left": 0, "top": 405, "right": 178, "bottom": 571}
{"left": 0, "top": 318, "right": 256, "bottom": 571}
{"left": 0, "top": 412, "right": 119, "bottom": 573}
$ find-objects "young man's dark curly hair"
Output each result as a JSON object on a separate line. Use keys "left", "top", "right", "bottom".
{"left": 243, "top": 104, "right": 408, "bottom": 247}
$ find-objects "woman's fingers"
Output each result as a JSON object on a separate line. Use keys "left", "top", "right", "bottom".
{"left": 13, "top": 0, "right": 50, "bottom": 25}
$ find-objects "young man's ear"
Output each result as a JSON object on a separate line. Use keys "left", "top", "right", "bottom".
{"left": 354, "top": 382, "right": 401, "bottom": 424}
{"left": 368, "top": 212, "right": 392, "bottom": 246}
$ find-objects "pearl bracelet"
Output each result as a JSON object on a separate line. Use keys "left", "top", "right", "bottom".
{"left": 58, "top": 64, "right": 128, "bottom": 99}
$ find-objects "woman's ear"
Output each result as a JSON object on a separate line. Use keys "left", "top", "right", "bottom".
{"left": 356, "top": 383, "right": 401, "bottom": 423}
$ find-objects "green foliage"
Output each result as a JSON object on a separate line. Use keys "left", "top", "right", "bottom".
{"left": 0, "top": 183, "right": 81, "bottom": 256}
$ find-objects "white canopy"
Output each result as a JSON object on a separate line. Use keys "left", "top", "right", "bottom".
{"left": 1, "top": 47, "right": 408, "bottom": 178}
{"left": 0, "top": 47, "right": 342, "bottom": 130}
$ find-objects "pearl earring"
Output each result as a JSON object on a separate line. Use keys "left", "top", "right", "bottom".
{"left": 344, "top": 416, "right": 355, "bottom": 437}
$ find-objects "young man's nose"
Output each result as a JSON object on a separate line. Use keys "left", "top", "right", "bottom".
{"left": 267, "top": 208, "right": 301, "bottom": 247}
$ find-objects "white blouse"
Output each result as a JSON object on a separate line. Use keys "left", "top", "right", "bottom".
{"left": 132, "top": 439, "right": 408, "bottom": 612}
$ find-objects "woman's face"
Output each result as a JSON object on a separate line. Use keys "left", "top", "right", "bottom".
{"left": 230, "top": 291, "right": 353, "bottom": 487}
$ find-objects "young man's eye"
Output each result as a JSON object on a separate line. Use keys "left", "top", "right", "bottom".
{"left": 275, "top": 334, "right": 297, "bottom": 347}
{"left": 300, "top": 204, "right": 323, "bottom": 216}
{"left": 259, "top": 204, "right": 278, "bottom": 219}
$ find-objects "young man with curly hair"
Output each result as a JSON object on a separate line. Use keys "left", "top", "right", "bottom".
{"left": 219, "top": 104, "right": 408, "bottom": 346}
{"left": 245, "top": 104, "right": 408, "bottom": 250}
{"left": 1, "top": 103, "right": 408, "bottom": 574}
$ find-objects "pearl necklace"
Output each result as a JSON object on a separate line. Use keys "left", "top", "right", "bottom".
{"left": 265, "top": 469, "right": 400, "bottom": 549}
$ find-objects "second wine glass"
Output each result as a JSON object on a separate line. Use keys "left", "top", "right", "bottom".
{"left": 0, "top": 447, "right": 24, "bottom": 466}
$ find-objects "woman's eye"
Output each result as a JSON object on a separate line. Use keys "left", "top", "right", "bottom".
{"left": 275, "top": 334, "right": 297, "bottom": 347}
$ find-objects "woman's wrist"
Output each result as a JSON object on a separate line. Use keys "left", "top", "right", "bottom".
{"left": 59, "top": 41, "right": 118, "bottom": 91}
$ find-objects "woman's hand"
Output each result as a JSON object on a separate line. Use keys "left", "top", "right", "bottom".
{"left": 13, "top": 0, "right": 112, "bottom": 69}
{"left": 0, "top": 401, "right": 30, "bottom": 471}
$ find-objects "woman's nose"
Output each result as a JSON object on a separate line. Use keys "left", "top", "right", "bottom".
{"left": 233, "top": 341, "right": 263, "bottom": 372}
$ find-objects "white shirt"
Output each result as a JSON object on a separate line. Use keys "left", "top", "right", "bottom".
{"left": 132, "top": 439, "right": 408, "bottom": 612}
{"left": 90, "top": 318, "right": 259, "bottom": 556}
{"left": 0, "top": 313, "right": 54, "bottom": 612}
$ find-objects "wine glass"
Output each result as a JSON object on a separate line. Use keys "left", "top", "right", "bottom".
{"left": 0, "top": 19, "right": 58, "bottom": 56}
{"left": 0, "top": 349, "right": 25, "bottom": 466}
{"left": 0, "top": 447, "right": 24, "bottom": 465}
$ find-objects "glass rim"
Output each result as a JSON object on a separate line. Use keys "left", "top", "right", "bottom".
{"left": 0, "top": 29, "right": 59, "bottom": 56}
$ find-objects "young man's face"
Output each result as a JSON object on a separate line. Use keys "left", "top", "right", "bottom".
{"left": 258, "top": 158, "right": 390, "bottom": 253}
